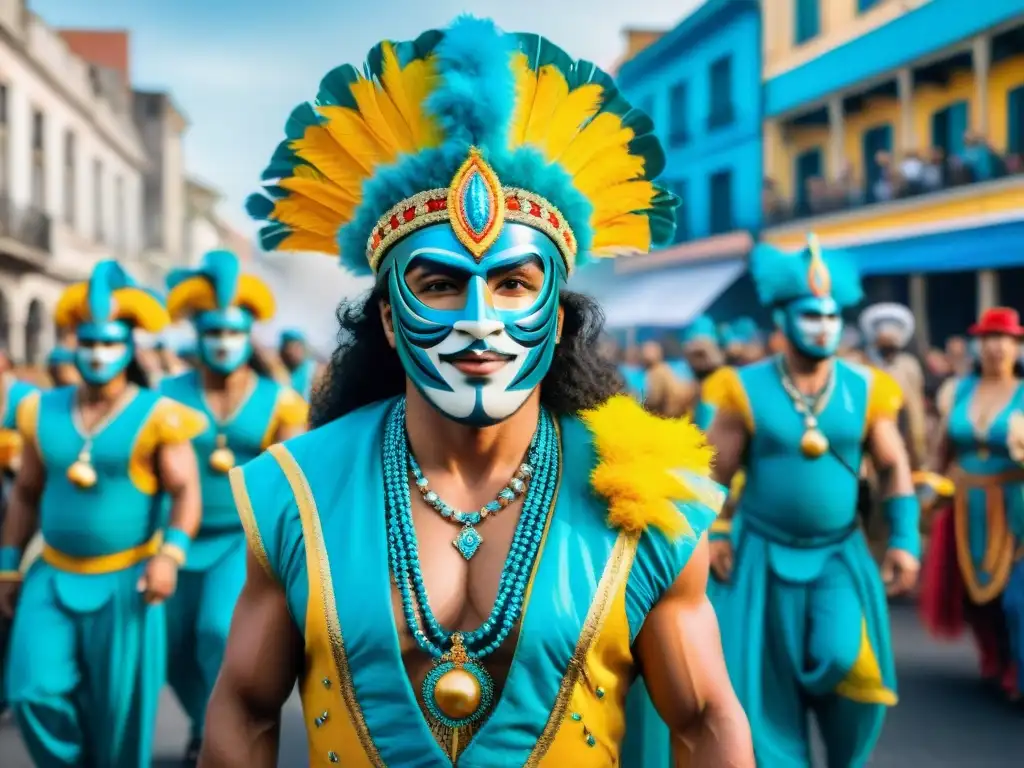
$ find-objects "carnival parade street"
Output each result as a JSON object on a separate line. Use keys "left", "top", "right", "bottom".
{"left": 0, "top": 603, "right": 1017, "bottom": 767}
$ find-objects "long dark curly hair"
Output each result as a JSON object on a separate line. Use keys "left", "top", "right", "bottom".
{"left": 310, "top": 287, "right": 624, "bottom": 428}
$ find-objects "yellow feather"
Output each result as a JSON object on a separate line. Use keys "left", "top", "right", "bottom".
{"left": 317, "top": 106, "right": 396, "bottom": 174}
{"left": 508, "top": 53, "right": 537, "bottom": 147}
{"left": 590, "top": 214, "right": 650, "bottom": 254}
{"left": 557, "top": 113, "right": 635, "bottom": 175}
{"left": 371, "top": 85, "right": 416, "bottom": 152}
{"left": 589, "top": 180, "right": 657, "bottom": 226}
{"left": 379, "top": 42, "right": 440, "bottom": 149}
{"left": 348, "top": 79, "right": 402, "bottom": 154}
{"left": 523, "top": 65, "right": 569, "bottom": 146}
{"left": 540, "top": 84, "right": 604, "bottom": 161}
{"left": 271, "top": 196, "right": 348, "bottom": 238}
{"left": 292, "top": 165, "right": 326, "bottom": 181}
{"left": 580, "top": 395, "right": 721, "bottom": 538}
{"left": 291, "top": 127, "right": 367, "bottom": 196}
{"left": 573, "top": 152, "right": 645, "bottom": 199}
{"left": 279, "top": 230, "right": 339, "bottom": 255}
{"left": 278, "top": 176, "right": 359, "bottom": 218}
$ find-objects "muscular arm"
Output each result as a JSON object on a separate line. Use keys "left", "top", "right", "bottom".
{"left": 200, "top": 550, "right": 304, "bottom": 767}
{"left": 706, "top": 412, "right": 749, "bottom": 518}
{"left": 866, "top": 417, "right": 915, "bottom": 500}
{"left": 158, "top": 440, "right": 202, "bottom": 537}
{"left": 636, "top": 537, "right": 754, "bottom": 767}
{"left": 0, "top": 438, "right": 45, "bottom": 552}
{"left": 274, "top": 423, "right": 305, "bottom": 442}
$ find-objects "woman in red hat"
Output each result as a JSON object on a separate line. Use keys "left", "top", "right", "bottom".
{"left": 922, "top": 306, "right": 1024, "bottom": 701}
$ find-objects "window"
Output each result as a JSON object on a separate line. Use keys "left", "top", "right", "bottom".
{"left": 114, "top": 176, "right": 125, "bottom": 255}
{"left": 931, "top": 101, "right": 969, "bottom": 157}
{"left": 1009, "top": 85, "right": 1024, "bottom": 155}
{"left": 668, "top": 83, "right": 689, "bottom": 146}
{"left": 858, "top": 0, "right": 882, "bottom": 11}
{"left": 93, "top": 158, "right": 104, "bottom": 243}
{"left": 0, "top": 85, "right": 7, "bottom": 125}
{"left": 709, "top": 171, "right": 733, "bottom": 234}
{"left": 668, "top": 180, "right": 688, "bottom": 244}
{"left": 795, "top": 0, "right": 820, "bottom": 45}
{"left": 30, "top": 110, "right": 44, "bottom": 209}
{"left": 794, "top": 148, "right": 822, "bottom": 215}
{"left": 63, "top": 131, "right": 76, "bottom": 226}
{"left": 708, "top": 56, "right": 735, "bottom": 129}
{"left": 862, "top": 124, "right": 892, "bottom": 202}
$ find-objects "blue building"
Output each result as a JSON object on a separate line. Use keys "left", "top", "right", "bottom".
{"left": 574, "top": 0, "right": 765, "bottom": 335}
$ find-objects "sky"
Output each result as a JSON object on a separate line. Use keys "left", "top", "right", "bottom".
{"left": 30, "top": 0, "right": 702, "bottom": 347}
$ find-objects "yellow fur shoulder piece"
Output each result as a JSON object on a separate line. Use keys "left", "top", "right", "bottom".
{"left": 580, "top": 395, "right": 723, "bottom": 540}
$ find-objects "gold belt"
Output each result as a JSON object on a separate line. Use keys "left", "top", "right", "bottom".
{"left": 953, "top": 469, "right": 1024, "bottom": 604}
{"left": 41, "top": 533, "right": 162, "bottom": 575}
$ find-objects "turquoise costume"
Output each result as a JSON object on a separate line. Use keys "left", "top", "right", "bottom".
{"left": 243, "top": 15, "right": 725, "bottom": 765}
{"left": 945, "top": 375, "right": 1024, "bottom": 691}
{"left": 161, "top": 250, "right": 308, "bottom": 743}
{"left": 703, "top": 239, "right": 919, "bottom": 767}
{"left": 3, "top": 261, "right": 206, "bottom": 768}
{"left": 281, "top": 330, "right": 318, "bottom": 401}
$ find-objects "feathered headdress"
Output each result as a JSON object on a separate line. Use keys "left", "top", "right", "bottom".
{"left": 721, "top": 316, "right": 760, "bottom": 345}
{"left": 860, "top": 302, "right": 915, "bottom": 346}
{"left": 680, "top": 315, "right": 719, "bottom": 345}
{"left": 246, "top": 16, "right": 675, "bottom": 276}
{"left": 166, "top": 250, "right": 276, "bottom": 322}
{"left": 751, "top": 234, "right": 862, "bottom": 309}
{"left": 54, "top": 260, "right": 169, "bottom": 332}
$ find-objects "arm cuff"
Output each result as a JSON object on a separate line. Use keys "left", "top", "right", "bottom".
{"left": 0, "top": 545, "right": 22, "bottom": 572}
{"left": 709, "top": 518, "right": 732, "bottom": 541}
{"left": 885, "top": 495, "right": 921, "bottom": 559}
{"left": 161, "top": 527, "right": 192, "bottom": 565}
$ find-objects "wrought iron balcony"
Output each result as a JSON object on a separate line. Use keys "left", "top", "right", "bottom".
{"left": 0, "top": 195, "right": 52, "bottom": 256}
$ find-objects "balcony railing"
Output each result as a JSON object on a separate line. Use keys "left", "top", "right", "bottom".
{"left": 764, "top": 150, "right": 1023, "bottom": 227}
{"left": 0, "top": 195, "right": 52, "bottom": 254}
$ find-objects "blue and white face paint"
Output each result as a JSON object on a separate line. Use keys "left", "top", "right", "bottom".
{"left": 774, "top": 295, "right": 843, "bottom": 360}
{"left": 195, "top": 307, "right": 254, "bottom": 375}
{"left": 380, "top": 222, "right": 564, "bottom": 427}
{"left": 75, "top": 320, "right": 133, "bottom": 385}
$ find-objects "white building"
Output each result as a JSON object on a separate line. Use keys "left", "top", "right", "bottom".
{"left": 0, "top": 0, "right": 147, "bottom": 363}
{"left": 184, "top": 176, "right": 252, "bottom": 268}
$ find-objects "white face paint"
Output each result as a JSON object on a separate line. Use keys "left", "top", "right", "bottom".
{"left": 78, "top": 343, "right": 128, "bottom": 366}
{"left": 795, "top": 315, "right": 843, "bottom": 350}
{"left": 421, "top": 322, "right": 533, "bottom": 422}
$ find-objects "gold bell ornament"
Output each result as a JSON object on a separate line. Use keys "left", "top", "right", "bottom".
{"left": 799, "top": 416, "right": 830, "bottom": 459}
{"left": 208, "top": 434, "right": 236, "bottom": 473}
{"left": 67, "top": 447, "right": 98, "bottom": 489}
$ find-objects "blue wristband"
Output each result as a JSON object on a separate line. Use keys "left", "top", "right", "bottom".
{"left": 0, "top": 545, "right": 22, "bottom": 572}
{"left": 885, "top": 495, "right": 921, "bottom": 559}
{"left": 163, "top": 527, "right": 192, "bottom": 558}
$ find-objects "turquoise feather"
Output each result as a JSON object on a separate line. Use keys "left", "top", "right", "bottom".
{"left": 750, "top": 240, "right": 863, "bottom": 309}
{"left": 87, "top": 260, "right": 133, "bottom": 323}
{"left": 680, "top": 315, "right": 718, "bottom": 344}
{"left": 199, "top": 249, "right": 242, "bottom": 309}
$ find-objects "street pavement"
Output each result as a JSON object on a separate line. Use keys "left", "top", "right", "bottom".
{"left": 1, "top": 602, "right": 1021, "bottom": 766}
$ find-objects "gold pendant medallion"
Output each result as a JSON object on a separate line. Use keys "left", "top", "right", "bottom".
{"left": 800, "top": 429, "right": 830, "bottom": 459}
{"left": 208, "top": 434, "right": 236, "bottom": 473}
{"left": 67, "top": 450, "right": 98, "bottom": 488}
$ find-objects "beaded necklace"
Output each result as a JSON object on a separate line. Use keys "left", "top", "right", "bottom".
{"left": 382, "top": 399, "right": 559, "bottom": 758}
{"left": 408, "top": 438, "right": 533, "bottom": 560}
{"left": 776, "top": 355, "right": 836, "bottom": 459}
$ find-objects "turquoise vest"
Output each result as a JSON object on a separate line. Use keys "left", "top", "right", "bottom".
{"left": 737, "top": 358, "right": 871, "bottom": 542}
{"left": 290, "top": 359, "right": 316, "bottom": 401}
{"left": 160, "top": 371, "right": 283, "bottom": 535}
{"left": 36, "top": 386, "right": 165, "bottom": 558}
{"left": 234, "top": 398, "right": 715, "bottom": 767}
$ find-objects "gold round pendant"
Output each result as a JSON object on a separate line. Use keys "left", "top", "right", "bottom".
{"left": 67, "top": 455, "right": 98, "bottom": 488}
{"left": 800, "top": 429, "right": 829, "bottom": 459}
{"left": 209, "top": 446, "right": 236, "bottom": 473}
{"left": 433, "top": 668, "right": 482, "bottom": 721}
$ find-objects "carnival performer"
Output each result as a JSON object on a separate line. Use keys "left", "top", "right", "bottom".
{"left": 922, "top": 306, "right": 1024, "bottom": 701}
{"left": 159, "top": 249, "right": 309, "bottom": 763}
{"left": 639, "top": 339, "right": 693, "bottom": 418}
{"left": 702, "top": 236, "right": 920, "bottom": 767}
{"left": 46, "top": 346, "right": 82, "bottom": 387}
{"left": 0, "top": 260, "right": 206, "bottom": 768}
{"left": 681, "top": 315, "right": 724, "bottom": 430}
{"left": 861, "top": 303, "right": 927, "bottom": 469}
{"left": 200, "top": 17, "right": 753, "bottom": 768}
{"left": 279, "top": 329, "right": 323, "bottom": 402}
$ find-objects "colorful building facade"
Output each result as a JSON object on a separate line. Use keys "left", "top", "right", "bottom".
{"left": 574, "top": 0, "right": 764, "bottom": 334}
{"left": 760, "top": 0, "right": 1024, "bottom": 347}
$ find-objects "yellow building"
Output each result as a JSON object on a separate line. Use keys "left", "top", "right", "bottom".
{"left": 760, "top": 0, "right": 1024, "bottom": 347}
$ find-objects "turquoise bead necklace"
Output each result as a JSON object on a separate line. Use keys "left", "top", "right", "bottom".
{"left": 408, "top": 432, "right": 534, "bottom": 560}
{"left": 382, "top": 398, "right": 559, "bottom": 750}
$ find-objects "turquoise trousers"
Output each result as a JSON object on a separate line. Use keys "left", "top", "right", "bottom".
{"left": 6, "top": 561, "right": 165, "bottom": 768}
{"left": 166, "top": 532, "right": 247, "bottom": 739}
